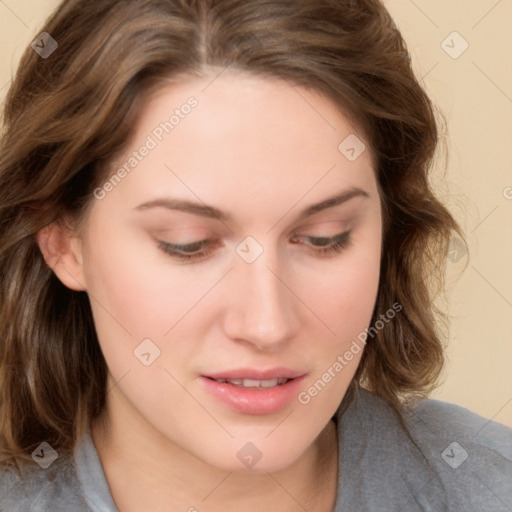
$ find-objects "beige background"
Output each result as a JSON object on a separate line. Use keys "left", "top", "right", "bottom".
{"left": 1, "top": 0, "right": 511, "bottom": 427}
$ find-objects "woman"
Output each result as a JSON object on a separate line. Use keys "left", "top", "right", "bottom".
{"left": 0, "top": 0, "right": 510, "bottom": 511}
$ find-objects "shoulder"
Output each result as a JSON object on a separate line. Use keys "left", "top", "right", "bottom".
{"left": 341, "top": 387, "right": 512, "bottom": 511}
{"left": 404, "top": 394, "right": 512, "bottom": 510}
{"left": 0, "top": 453, "right": 90, "bottom": 511}
{"left": 404, "top": 393, "right": 512, "bottom": 460}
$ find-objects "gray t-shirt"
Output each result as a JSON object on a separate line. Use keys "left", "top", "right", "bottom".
{"left": 1, "top": 386, "right": 511, "bottom": 511}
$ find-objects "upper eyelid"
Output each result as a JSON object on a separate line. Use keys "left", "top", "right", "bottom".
{"left": 140, "top": 200, "right": 362, "bottom": 242}
{"left": 167, "top": 239, "right": 212, "bottom": 251}
{"left": 148, "top": 208, "right": 354, "bottom": 232}
{"left": 156, "top": 219, "right": 351, "bottom": 242}
{"left": 163, "top": 230, "right": 350, "bottom": 250}
{"left": 292, "top": 230, "right": 351, "bottom": 244}
{"left": 134, "top": 187, "right": 369, "bottom": 225}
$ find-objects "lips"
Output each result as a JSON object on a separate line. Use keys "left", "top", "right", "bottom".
{"left": 203, "top": 367, "right": 306, "bottom": 381}
{"left": 212, "top": 377, "right": 289, "bottom": 388}
{"left": 200, "top": 367, "right": 307, "bottom": 415}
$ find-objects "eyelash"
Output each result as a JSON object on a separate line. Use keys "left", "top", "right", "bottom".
{"left": 157, "top": 231, "right": 352, "bottom": 262}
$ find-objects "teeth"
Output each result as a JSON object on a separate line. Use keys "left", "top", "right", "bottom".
{"left": 260, "top": 379, "right": 281, "bottom": 388}
{"left": 215, "top": 378, "right": 289, "bottom": 388}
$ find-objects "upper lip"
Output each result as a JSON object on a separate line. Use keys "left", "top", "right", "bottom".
{"left": 203, "top": 367, "right": 306, "bottom": 380}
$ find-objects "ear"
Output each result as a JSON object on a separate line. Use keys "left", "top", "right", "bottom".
{"left": 36, "top": 221, "right": 87, "bottom": 291}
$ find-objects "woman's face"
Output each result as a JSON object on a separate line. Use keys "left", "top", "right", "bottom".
{"left": 67, "top": 72, "right": 382, "bottom": 472}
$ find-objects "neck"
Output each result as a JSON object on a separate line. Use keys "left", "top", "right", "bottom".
{"left": 91, "top": 400, "right": 339, "bottom": 512}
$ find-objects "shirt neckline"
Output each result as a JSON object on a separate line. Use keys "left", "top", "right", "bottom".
{"left": 73, "top": 389, "right": 363, "bottom": 512}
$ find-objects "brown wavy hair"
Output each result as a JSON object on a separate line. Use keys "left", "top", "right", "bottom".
{"left": 0, "top": 0, "right": 467, "bottom": 467}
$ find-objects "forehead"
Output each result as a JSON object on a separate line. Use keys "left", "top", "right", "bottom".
{"left": 102, "top": 71, "right": 378, "bottom": 221}
{"left": 135, "top": 70, "right": 369, "bottom": 155}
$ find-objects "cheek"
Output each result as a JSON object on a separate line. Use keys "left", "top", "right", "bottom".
{"left": 305, "top": 263, "right": 379, "bottom": 385}
{"left": 307, "top": 233, "right": 381, "bottom": 344}
{"left": 80, "top": 224, "right": 218, "bottom": 384}
{"left": 82, "top": 223, "right": 209, "bottom": 332}
{"left": 295, "top": 244, "right": 381, "bottom": 410}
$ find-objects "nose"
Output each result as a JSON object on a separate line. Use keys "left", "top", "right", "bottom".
{"left": 222, "top": 246, "right": 300, "bottom": 352}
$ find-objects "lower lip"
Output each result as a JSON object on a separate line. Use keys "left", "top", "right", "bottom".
{"left": 200, "top": 375, "right": 307, "bottom": 415}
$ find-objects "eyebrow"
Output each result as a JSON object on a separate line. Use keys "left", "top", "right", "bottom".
{"left": 133, "top": 186, "right": 369, "bottom": 223}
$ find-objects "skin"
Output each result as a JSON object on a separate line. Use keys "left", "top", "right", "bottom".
{"left": 38, "top": 70, "right": 382, "bottom": 512}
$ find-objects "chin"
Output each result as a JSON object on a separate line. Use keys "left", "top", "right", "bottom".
{"left": 194, "top": 435, "right": 310, "bottom": 475}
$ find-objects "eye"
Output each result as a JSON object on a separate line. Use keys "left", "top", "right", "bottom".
{"left": 157, "top": 239, "right": 216, "bottom": 262}
{"left": 290, "top": 230, "right": 352, "bottom": 256}
{"left": 157, "top": 230, "right": 353, "bottom": 263}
